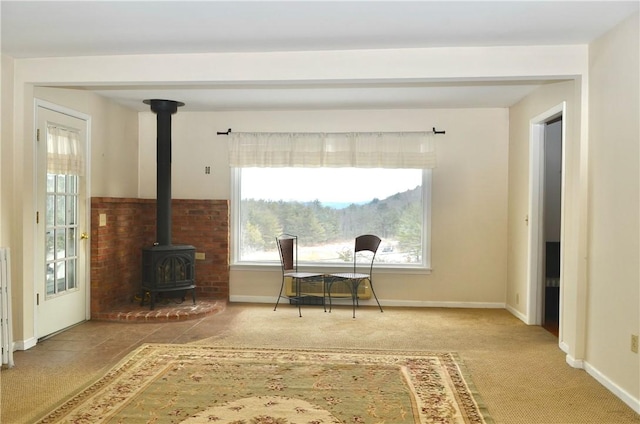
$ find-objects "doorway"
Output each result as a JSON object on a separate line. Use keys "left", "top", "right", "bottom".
{"left": 527, "top": 102, "right": 565, "bottom": 338}
{"left": 35, "top": 101, "right": 90, "bottom": 339}
{"left": 542, "top": 118, "right": 562, "bottom": 336}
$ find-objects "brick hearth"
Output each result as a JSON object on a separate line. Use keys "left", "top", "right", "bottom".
{"left": 92, "top": 298, "right": 227, "bottom": 322}
{"left": 90, "top": 197, "right": 229, "bottom": 319}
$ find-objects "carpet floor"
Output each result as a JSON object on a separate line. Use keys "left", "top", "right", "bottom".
{"left": 2, "top": 303, "right": 639, "bottom": 423}
{"left": 35, "top": 344, "right": 491, "bottom": 423}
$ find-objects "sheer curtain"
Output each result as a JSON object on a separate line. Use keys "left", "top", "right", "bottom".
{"left": 228, "top": 131, "right": 436, "bottom": 169}
{"left": 47, "top": 125, "right": 85, "bottom": 175}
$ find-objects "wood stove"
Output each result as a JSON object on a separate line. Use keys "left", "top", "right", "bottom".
{"left": 140, "top": 99, "right": 196, "bottom": 310}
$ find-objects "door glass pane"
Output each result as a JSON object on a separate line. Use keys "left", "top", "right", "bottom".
{"left": 66, "top": 195, "right": 76, "bottom": 225}
{"left": 56, "top": 262, "right": 66, "bottom": 292}
{"left": 45, "top": 230, "right": 55, "bottom": 261}
{"left": 47, "top": 174, "right": 55, "bottom": 192}
{"left": 56, "top": 174, "right": 66, "bottom": 193}
{"left": 56, "top": 194, "right": 66, "bottom": 226}
{"left": 67, "top": 258, "right": 76, "bottom": 290}
{"left": 46, "top": 195, "right": 55, "bottom": 226}
{"left": 45, "top": 172, "right": 79, "bottom": 298}
{"left": 46, "top": 263, "right": 55, "bottom": 295}
{"left": 55, "top": 229, "right": 66, "bottom": 259}
{"left": 68, "top": 176, "right": 76, "bottom": 193}
{"left": 67, "top": 228, "right": 76, "bottom": 257}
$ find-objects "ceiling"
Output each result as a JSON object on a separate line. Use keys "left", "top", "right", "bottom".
{"left": 2, "top": 1, "right": 638, "bottom": 111}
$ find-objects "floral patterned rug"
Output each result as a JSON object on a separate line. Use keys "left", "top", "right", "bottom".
{"left": 36, "top": 344, "right": 493, "bottom": 424}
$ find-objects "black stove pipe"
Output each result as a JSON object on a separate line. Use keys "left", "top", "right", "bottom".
{"left": 143, "top": 99, "right": 184, "bottom": 246}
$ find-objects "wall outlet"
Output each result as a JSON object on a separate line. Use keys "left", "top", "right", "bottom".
{"left": 631, "top": 334, "right": 639, "bottom": 354}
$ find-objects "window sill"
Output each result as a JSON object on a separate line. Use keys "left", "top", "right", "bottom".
{"left": 230, "top": 262, "right": 432, "bottom": 275}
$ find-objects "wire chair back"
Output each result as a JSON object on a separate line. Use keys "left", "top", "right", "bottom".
{"left": 276, "top": 233, "right": 297, "bottom": 273}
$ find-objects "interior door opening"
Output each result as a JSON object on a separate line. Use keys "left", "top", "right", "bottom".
{"left": 527, "top": 102, "right": 565, "bottom": 339}
{"left": 542, "top": 117, "right": 562, "bottom": 337}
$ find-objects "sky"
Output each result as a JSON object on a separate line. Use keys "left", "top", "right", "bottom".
{"left": 241, "top": 168, "right": 422, "bottom": 204}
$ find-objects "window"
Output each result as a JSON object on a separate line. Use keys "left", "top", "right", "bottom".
{"left": 232, "top": 167, "right": 431, "bottom": 268}
{"left": 227, "top": 130, "right": 436, "bottom": 269}
{"left": 45, "top": 174, "right": 79, "bottom": 296}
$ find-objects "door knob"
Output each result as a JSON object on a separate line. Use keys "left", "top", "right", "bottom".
{"left": 80, "top": 232, "right": 89, "bottom": 240}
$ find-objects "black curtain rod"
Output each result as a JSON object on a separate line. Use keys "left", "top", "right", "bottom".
{"left": 217, "top": 128, "right": 446, "bottom": 135}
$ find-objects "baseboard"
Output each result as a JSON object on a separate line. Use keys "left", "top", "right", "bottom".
{"left": 380, "top": 300, "right": 505, "bottom": 309}
{"left": 583, "top": 361, "right": 640, "bottom": 414}
{"left": 505, "top": 304, "right": 528, "bottom": 323}
{"left": 565, "top": 353, "right": 584, "bottom": 369}
{"left": 13, "top": 337, "right": 37, "bottom": 351}
{"left": 230, "top": 295, "right": 276, "bottom": 304}
{"left": 229, "top": 296, "right": 505, "bottom": 309}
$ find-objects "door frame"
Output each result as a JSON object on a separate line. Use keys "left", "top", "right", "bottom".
{"left": 526, "top": 102, "right": 566, "bottom": 329}
{"left": 33, "top": 99, "right": 92, "bottom": 338}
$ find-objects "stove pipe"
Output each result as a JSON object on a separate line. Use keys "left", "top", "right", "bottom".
{"left": 143, "top": 99, "right": 184, "bottom": 246}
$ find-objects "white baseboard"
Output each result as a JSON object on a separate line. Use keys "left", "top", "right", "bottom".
{"left": 380, "top": 300, "right": 505, "bottom": 308}
{"left": 13, "top": 337, "right": 37, "bottom": 351}
{"left": 229, "top": 296, "right": 505, "bottom": 309}
{"left": 505, "top": 304, "right": 528, "bottom": 322}
{"left": 583, "top": 361, "right": 640, "bottom": 414}
{"left": 230, "top": 295, "right": 276, "bottom": 304}
{"left": 565, "top": 353, "right": 584, "bottom": 369}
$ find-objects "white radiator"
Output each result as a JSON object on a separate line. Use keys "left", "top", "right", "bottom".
{"left": 1, "top": 247, "right": 14, "bottom": 367}
{"left": 285, "top": 276, "right": 372, "bottom": 299}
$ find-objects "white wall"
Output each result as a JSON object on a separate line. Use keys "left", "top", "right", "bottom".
{"left": 1, "top": 55, "right": 15, "bottom": 248}
{"left": 35, "top": 87, "right": 139, "bottom": 198}
{"left": 138, "top": 108, "right": 510, "bottom": 306}
{"left": 0, "top": 54, "right": 20, "bottom": 342}
{"left": 586, "top": 12, "right": 639, "bottom": 410}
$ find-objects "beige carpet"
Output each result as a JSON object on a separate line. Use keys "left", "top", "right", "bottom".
{"left": 2, "top": 303, "right": 639, "bottom": 423}
{"left": 35, "top": 344, "right": 492, "bottom": 423}
{"left": 195, "top": 304, "right": 640, "bottom": 424}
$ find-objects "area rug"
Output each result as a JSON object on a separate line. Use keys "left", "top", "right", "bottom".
{"left": 36, "top": 344, "right": 493, "bottom": 424}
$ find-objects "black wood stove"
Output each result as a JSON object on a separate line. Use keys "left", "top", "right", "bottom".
{"left": 140, "top": 99, "right": 196, "bottom": 310}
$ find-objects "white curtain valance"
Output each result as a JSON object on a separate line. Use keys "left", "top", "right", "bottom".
{"left": 228, "top": 131, "right": 437, "bottom": 169}
{"left": 47, "top": 125, "right": 85, "bottom": 176}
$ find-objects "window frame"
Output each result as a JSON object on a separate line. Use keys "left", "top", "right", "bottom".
{"left": 230, "top": 167, "right": 432, "bottom": 273}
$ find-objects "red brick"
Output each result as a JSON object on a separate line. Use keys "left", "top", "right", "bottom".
{"left": 90, "top": 197, "right": 230, "bottom": 318}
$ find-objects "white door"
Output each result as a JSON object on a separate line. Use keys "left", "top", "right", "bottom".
{"left": 36, "top": 104, "right": 89, "bottom": 338}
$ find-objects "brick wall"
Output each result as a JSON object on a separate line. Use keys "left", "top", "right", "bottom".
{"left": 90, "top": 197, "right": 229, "bottom": 317}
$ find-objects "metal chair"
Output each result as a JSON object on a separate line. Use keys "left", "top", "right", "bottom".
{"left": 328, "top": 234, "right": 384, "bottom": 318}
{"left": 275, "top": 234, "right": 324, "bottom": 317}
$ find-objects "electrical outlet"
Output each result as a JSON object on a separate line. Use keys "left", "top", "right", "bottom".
{"left": 631, "top": 335, "right": 639, "bottom": 354}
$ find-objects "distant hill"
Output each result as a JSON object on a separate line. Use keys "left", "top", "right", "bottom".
{"left": 320, "top": 186, "right": 420, "bottom": 210}
{"left": 320, "top": 201, "right": 366, "bottom": 209}
{"left": 334, "top": 186, "right": 421, "bottom": 238}
{"left": 241, "top": 185, "right": 422, "bottom": 248}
